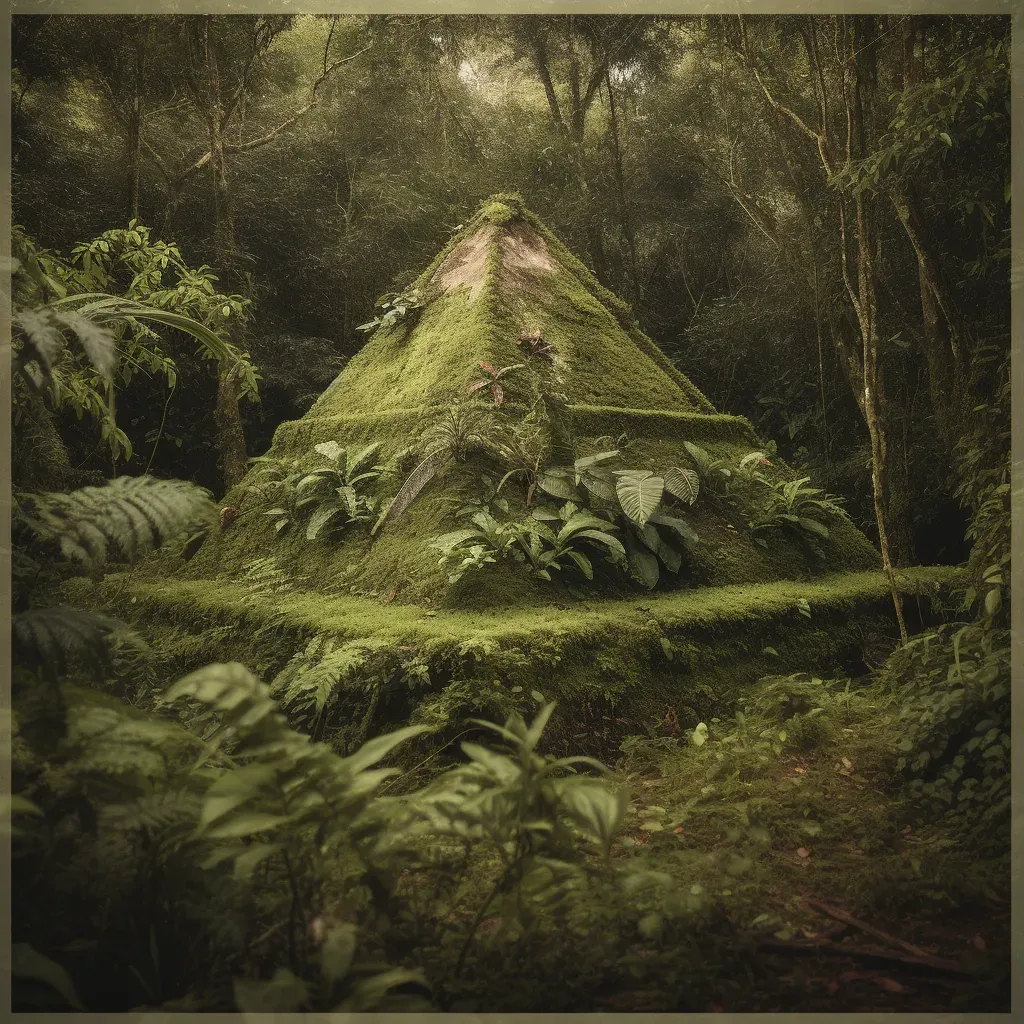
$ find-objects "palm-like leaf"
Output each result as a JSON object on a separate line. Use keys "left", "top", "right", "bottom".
{"left": 372, "top": 450, "right": 445, "bottom": 535}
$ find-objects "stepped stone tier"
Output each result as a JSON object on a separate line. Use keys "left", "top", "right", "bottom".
{"left": 119, "top": 194, "right": 959, "bottom": 753}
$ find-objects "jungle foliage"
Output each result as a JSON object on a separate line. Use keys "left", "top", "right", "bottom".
{"left": 9, "top": 11, "right": 1011, "bottom": 1014}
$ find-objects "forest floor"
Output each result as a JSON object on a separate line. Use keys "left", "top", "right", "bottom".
{"left": 398, "top": 671, "right": 1010, "bottom": 1013}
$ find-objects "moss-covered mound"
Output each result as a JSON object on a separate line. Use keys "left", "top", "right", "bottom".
{"left": 180, "top": 193, "right": 881, "bottom": 609}
{"left": 116, "top": 192, "right": 952, "bottom": 757}
{"left": 98, "top": 565, "right": 959, "bottom": 761}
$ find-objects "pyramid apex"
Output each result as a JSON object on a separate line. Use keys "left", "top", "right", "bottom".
{"left": 474, "top": 191, "right": 528, "bottom": 227}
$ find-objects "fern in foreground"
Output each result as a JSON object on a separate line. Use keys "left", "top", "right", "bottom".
{"left": 22, "top": 475, "right": 215, "bottom": 567}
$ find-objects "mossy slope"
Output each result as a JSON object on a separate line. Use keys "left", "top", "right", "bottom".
{"left": 101, "top": 565, "right": 959, "bottom": 759}
{"left": 180, "top": 193, "right": 882, "bottom": 608}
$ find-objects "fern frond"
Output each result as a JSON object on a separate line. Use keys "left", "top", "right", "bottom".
{"left": 24, "top": 475, "right": 215, "bottom": 567}
{"left": 272, "top": 639, "right": 370, "bottom": 718}
{"left": 14, "top": 307, "right": 118, "bottom": 389}
{"left": 13, "top": 608, "right": 129, "bottom": 679}
{"left": 98, "top": 790, "right": 202, "bottom": 835}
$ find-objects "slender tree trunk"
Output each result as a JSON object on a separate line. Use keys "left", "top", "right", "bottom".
{"left": 215, "top": 362, "right": 249, "bottom": 490}
{"left": 604, "top": 68, "right": 641, "bottom": 303}
{"left": 844, "top": 18, "right": 909, "bottom": 635}
{"left": 126, "top": 32, "right": 145, "bottom": 223}
{"left": 194, "top": 15, "right": 248, "bottom": 494}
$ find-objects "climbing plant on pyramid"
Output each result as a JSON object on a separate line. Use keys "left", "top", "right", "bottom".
{"left": 124, "top": 193, "right": 955, "bottom": 755}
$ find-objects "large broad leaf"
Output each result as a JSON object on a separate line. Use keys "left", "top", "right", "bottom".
{"left": 580, "top": 469, "right": 618, "bottom": 502}
{"left": 615, "top": 471, "right": 664, "bottom": 527}
{"left": 624, "top": 530, "right": 660, "bottom": 589}
{"left": 234, "top": 969, "right": 308, "bottom": 1014}
{"left": 565, "top": 549, "right": 594, "bottom": 579}
{"left": 339, "top": 723, "right": 431, "bottom": 774}
{"left": 430, "top": 528, "right": 479, "bottom": 554}
{"left": 525, "top": 701, "right": 557, "bottom": 751}
{"left": 557, "top": 511, "right": 615, "bottom": 542}
{"left": 347, "top": 441, "right": 382, "bottom": 479}
{"left": 797, "top": 516, "right": 830, "bottom": 538}
{"left": 575, "top": 529, "right": 627, "bottom": 562}
{"left": 559, "top": 782, "right": 628, "bottom": 857}
{"left": 314, "top": 440, "right": 346, "bottom": 465}
{"left": 372, "top": 450, "right": 444, "bottom": 535}
{"left": 649, "top": 511, "right": 699, "bottom": 545}
{"left": 13, "top": 944, "right": 86, "bottom": 1010}
{"left": 664, "top": 466, "right": 700, "bottom": 506}
{"left": 306, "top": 503, "right": 345, "bottom": 540}
{"left": 54, "top": 295, "right": 235, "bottom": 364}
{"left": 574, "top": 450, "right": 619, "bottom": 472}
{"left": 536, "top": 469, "right": 579, "bottom": 501}
{"left": 638, "top": 524, "right": 681, "bottom": 573}
{"left": 682, "top": 440, "right": 710, "bottom": 470}
{"left": 321, "top": 923, "right": 358, "bottom": 985}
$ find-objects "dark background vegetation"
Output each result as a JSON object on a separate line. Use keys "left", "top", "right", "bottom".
{"left": 12, "top": 13, "right": 1009, "bottom": 562}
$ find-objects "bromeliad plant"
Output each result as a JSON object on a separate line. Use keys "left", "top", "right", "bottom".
{"left": 468, "top": 361, "right": 524, "bottom": 409}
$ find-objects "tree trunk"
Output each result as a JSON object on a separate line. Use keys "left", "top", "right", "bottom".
{"left": 215, "top": 362, "right": 248, "bottom": 491}
{"left": 605, "top": 68, "right": 641, "bottom": 303}
{"left": 195, "top": 15, "right": 247, "bottom": 495}
{"left": 844, "top": 17, "right": 909, "bottom": 635}
{"left": 126, "top": 31, "right": 144, "bottom": 223}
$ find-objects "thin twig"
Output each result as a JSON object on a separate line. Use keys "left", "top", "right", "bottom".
{"left": 804, "top": 899, "right": 952, "bottom": 967}
{"left": 758, "top": 936, "right": 971, "bottom": 976}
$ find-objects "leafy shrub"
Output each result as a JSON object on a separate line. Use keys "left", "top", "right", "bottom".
{"left": 355, "top": 287, "right": 422, "bottom": 334}
{"left": 293, "top": 441, "right": 383, "bottom": 540}
{"left": 535, "top": 451, "right": 701, "bottom": 589}
{"left": 882, "top": 623, "right": 1009, "bottom": 830}
{"left": 432, "top": 501, "right": 625, "bottom": 583}
{"left": 250, "top": 442, "right": 383, "bottom": 541}
{"left": 748, "top": 476, "right": 849, "bottom": 542}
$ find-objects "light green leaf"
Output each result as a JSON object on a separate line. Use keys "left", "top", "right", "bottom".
{"left": 314, "top": 440, "right": 345, "bottom": 464}
{"left": 340, "top": 724, "right": 431, "bottom": 774}
{"left": 234, "top": 842, "right": 282, "bottom": 879}
{"left": 692, "top": 722, "right": 708, "bottom": 747}
{"left": 234, "top": 968, "right": 308, "bottom": 1013}
{"left": 536, "top": 470, "right": 579, "bottom": 501}
{"left": 615, "top": 471, "right": 664, "bottom": 527}
{"left": 320, "top": 922, "right": 357, "bottom": 985}
{"left": 664, "top": 466, "right": 700, "bottom": 505}
{"left": 202, "top": 812, "right": 294, "bottom": 839}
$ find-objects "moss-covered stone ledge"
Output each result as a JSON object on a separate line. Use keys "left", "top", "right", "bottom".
{"left": 76, "top": 565, "right": 963, "bottom": 759}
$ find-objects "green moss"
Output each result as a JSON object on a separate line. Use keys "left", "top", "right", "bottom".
{"left": 100, "top": 565, "right": 961, "bottom": 759}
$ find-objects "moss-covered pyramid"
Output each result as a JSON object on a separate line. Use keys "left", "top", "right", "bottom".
{"left": 189, "top": 193, "right": 884, "bottom": 605}
{"left": 120, "top": 194, "right": 957, "bottom": 754}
